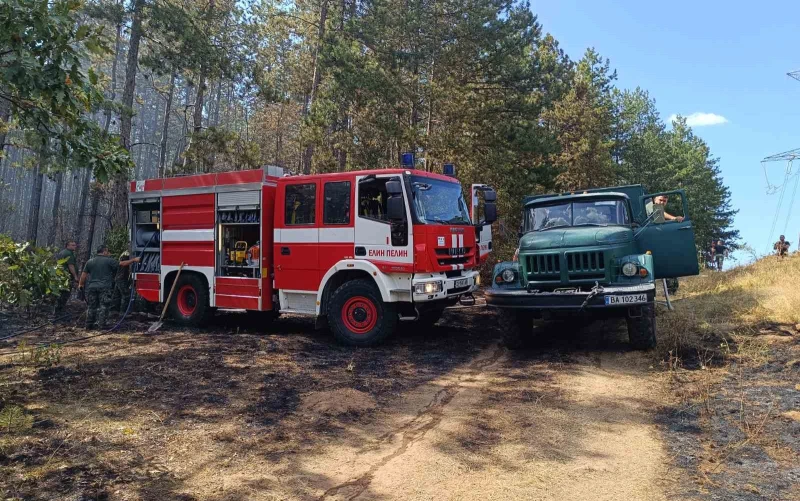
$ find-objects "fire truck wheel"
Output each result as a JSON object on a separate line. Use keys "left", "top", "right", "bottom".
{"left": 168, "top": 274, "right": 211, "bottom": 326}
{"left": 328, "top": 279, "right": 396, "bottom": 346}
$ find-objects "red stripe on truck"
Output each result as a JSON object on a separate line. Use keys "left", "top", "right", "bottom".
{"left": 135, "top": 273, "right": 160, "bottom": 302}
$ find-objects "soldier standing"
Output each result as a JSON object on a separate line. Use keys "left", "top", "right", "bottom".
{"left": 110, "top": 251, "right": 134, "bottom": 313}
{"left": 54, "top": 240, "right": 79, "bottom": 315}
{"left": 78, "top": 245, "right": 139, "bottom": 330}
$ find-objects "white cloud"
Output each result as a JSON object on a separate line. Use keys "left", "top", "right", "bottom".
{"left": 667, "top": 112, "right": 728, "bottom": 127}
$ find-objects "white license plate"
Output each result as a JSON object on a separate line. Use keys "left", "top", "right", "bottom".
{"left": 454, "top": 278, "right": 471, "bottom": 288}
{"left": 604, "top": 294, "right": 647, "bottom": 305}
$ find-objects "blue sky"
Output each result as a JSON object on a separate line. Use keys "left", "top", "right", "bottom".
{"left": 530, "top": 0, "right": 800, "bottom": 265}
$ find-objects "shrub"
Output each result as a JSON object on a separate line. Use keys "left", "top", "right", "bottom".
{"left": 0, "top": 234, "right": 68, "bottom": 309}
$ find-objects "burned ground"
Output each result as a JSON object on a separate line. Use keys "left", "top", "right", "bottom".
{"left": 0, "top": 289, "right": 797, "bottom": 500}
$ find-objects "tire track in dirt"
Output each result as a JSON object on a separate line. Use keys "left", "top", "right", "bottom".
{"left": 318, "top": 343, "right": 505, "bottom": 500}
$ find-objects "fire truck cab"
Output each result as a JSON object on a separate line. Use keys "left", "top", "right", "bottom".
{"left": 129, "top": 165, "right": 496, "bottom": 345}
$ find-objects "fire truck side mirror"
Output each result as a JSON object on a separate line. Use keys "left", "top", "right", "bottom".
{"left": 484, "top": 202, "right": 497, "bottom": 224}
{"left": 385, "top": 180, "right": 403, "bottom": 196}
{"left": 385, "top": 179, "right": 406, "bottom": 221}
{"left": 483, "top": 189, "right": 497, "bottom": 203}
{"left": 387, "top": 197, "right": 405, "bottom": 221}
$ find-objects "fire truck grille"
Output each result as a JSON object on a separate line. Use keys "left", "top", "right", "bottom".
{"left": 439, "top": 257, "right": 470, "bottom": 266}
{"left": 435, "top": 247, "right": 471, "bottom": 256}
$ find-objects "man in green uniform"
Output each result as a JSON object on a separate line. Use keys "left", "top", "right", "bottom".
{"left": 78, "top": 245, "right": 139, "bottom": 330}
{"left": 54, "top": 240, "right": 79, "bottom": 314}
{"left": 110, "top": 251, "right": 134, "bottom": 313}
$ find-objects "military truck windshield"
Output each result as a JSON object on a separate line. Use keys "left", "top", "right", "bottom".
{"left": 523, "top": 199, "right": 630, "bottom": 232}
{"left": 410, "top": 176, "right": 471, "bottom": 225}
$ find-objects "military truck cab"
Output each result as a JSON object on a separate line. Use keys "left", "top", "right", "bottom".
{"left": 486, "top": 185, "right": 699, "bottom": 350}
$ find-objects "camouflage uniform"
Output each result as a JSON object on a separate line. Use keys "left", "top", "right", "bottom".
{"left": 83, "top": 255, "right": 119, "bottom": 329}
{"left": 110, "top": 252, "right": 132, "bottom": 312}
{"left": 54, "top": 248, "right": 77, "bottom": 314}
{"left": 85, "top": 288, "right": 113, "bottom": 329}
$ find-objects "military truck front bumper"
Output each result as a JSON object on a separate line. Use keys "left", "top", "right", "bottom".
{"left": 485, "top": 283, "right": 656, "bottom": 310}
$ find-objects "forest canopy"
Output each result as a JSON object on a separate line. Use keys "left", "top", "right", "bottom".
{"left": 0, "top": 0, "right": 738, "bottom": 262}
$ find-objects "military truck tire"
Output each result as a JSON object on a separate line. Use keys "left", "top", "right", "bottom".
{"left": 168, "top": 273, "right": 212, "bottom": 326}
{"left": 328, "top": 279, "right": 397, "bottom": 346}
{"left": 627, "top": 303, "right": 657, "bottom": 350}
{"left": 499, "top": 310, "right": 535, "bottom": 349}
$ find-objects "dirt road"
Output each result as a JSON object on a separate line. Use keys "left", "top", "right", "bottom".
{"left": 2, "top": 309, "right": 683, "bottom": 500}
{"left": 310, "top": 343, "right": 671, "bottom": 501}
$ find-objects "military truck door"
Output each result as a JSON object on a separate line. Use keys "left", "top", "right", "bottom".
{"left": 637, "top": 190, "right": 700, "bottom": 278}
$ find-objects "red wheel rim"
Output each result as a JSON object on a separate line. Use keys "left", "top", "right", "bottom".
{"left": 341, "top": 296, "right": 378, "bottom": 334}
{"left": 177, "top": 285, "right": 197, "bottom": 316}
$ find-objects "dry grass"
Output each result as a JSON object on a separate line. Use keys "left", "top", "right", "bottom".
{"left": 656, "top": 253, "right": 800, "bottom": 361}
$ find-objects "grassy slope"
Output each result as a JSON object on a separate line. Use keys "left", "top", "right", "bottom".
{"left": 656, "top": 254, "right": 800, "bottom": 500}
{"left": 658, "top": 253, "right": 800, "bottom": 361}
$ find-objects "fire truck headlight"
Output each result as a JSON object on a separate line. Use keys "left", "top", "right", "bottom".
{"left": 415, "top": 281, "right": 443, "bottom": 295}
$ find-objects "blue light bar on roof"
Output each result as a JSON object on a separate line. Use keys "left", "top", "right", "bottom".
{"left": 443, "top": 163, "right": 455, "bottom": 177}
{"left": 401, "top": 152, "right": 415, "bottom": 168}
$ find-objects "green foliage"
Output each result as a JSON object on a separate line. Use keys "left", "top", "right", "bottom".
{"left": 0, "top": 235, "right": 68, "bottom": 309}
{"left": 0, "top": 403, "right": 34, "bottom": 432}
{"left": 0, "top": 0, "right": 132, "bottom": 180}
{"left": 181, "top": 127, "right": 262, "bottom": 173}
{"left": 104, "top": 226, "right": 129, "bottom": 258}
{"left": 16, "top": 340, "right": 62, "bottom": 368}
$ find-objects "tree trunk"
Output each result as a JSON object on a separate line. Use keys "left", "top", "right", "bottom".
{"left": 84, "top": 184, "right": 101, "bottom": 263}
{"left": 192, "top": 0, "right": 215, "bottom": 139}
{"left": 0, "top": 97, "right": 10, "bottom": 157}
{"left": 192, "top": 68, "right": 206, "bottom": 135}
{"left": 27, "top": 161, "right": 44, "bottom": 244}
{"left": 103, "top": 22, "right": 123, "bottom": 133}
{"left": 111, "top": 0, "right": 145, "bottom": 228}
{"left": 73, "top": 168, "right": 91, "bottom": 261}
{"left": 159, "top": 70, "right": 177, "bottom": 178}
{"left": 302, "top": 0, "right": 329, "bottom": 174}
{"left": 212, "top": 80, "right": 222, "bottom": 127}
{"left": 48, "top": 170, "right": 64, "bottom": 246}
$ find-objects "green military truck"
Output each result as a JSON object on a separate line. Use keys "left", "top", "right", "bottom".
{"left": 485, "top": 185, "right": 699, "bottom": 350}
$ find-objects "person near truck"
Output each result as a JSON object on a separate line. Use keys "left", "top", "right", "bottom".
{"left": 78, "top": 245, "right": 139, "bottom": 330}
{"left": 774, "top": 235, "right": 791, "bottom": 258}
{"left": 110, "top": 251, "right": 133, "bottom": 313}
{"left": 54, "top": 240, "right": 79, "bottom": 315}
{"left": 714, "top": 240, "right": 728, "bottom": 270}
{"left": 647, "top": 195, "right": 684, "bottom": 223}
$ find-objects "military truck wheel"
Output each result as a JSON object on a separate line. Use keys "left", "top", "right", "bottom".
{"left": 168, "top": 274, "right": 211, "bottom": 326}
{"left": 328, "top": 279, "right": 397, "bottom": 346}
{"left": 499, "top": 310, "right": 535, "bottom": 349}
{"left": 627, "top": 303, "right": 657, "bottom": 350}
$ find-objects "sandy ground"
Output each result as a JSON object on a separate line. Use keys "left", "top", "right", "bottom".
{"left": 311, "top": 346, "right": 671, "bottom": 501}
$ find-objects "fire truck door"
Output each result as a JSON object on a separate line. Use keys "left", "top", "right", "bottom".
{"left": 274, "top": 181, "right": 320, "bottom": 291}
{"left": 354, "top": 175, "right": 412, "bottom": 266}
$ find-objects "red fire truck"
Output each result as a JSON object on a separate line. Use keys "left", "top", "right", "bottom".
{"left": 129, "top": 165, "right": 497, "bottom": 345}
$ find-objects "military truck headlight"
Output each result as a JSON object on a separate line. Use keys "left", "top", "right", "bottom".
{"left": 501, "top": 269, "right": 516, "bottom": 283}
{"left": 415, "top": 281, "right": 443, "bottom": 295}
{"left": 621, "top": 262, "right": 638, "bottom": 277}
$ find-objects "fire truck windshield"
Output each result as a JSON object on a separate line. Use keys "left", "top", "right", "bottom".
{"left": 410, "top": 175, "right": 471, "bottom": 225}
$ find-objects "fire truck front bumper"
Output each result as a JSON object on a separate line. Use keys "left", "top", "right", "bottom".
{"left": 411, "top": 270, "right": 480, "bottom": 303}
